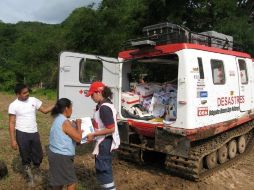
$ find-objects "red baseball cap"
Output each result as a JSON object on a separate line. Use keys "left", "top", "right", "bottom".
{"left": 85, "top": 81, "right": 105, "bottom": 97}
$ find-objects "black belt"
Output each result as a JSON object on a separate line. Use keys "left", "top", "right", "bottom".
{"left": 105, "top": 135, "right": 112, "bottom": 139}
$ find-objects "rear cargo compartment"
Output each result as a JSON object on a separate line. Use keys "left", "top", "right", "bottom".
{"left": 120, "top": 54, "right": 179, "bottom": 125}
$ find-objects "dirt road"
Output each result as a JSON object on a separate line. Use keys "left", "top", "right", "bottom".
{"left": 0, "top": 92, "right": 254, "bottom": 190}
{"left": 76, "top": 147, "right": 254, "bottom": 190}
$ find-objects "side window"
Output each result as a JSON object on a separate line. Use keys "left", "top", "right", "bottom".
{"left": 238, "top": 59, "right": 248, "bottom": 84}
{"left": 211, "top": 59, "right": 225, "bottom": 84}
{"left": 198, "top": 57, "right": 204, "bottom": 79}
{"left": 79, "top": 58, "right": 103, "bottom": 83}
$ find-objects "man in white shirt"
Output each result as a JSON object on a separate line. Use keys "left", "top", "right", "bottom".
{"left": 8, "top": 84, "right": 53, "bottom": 187}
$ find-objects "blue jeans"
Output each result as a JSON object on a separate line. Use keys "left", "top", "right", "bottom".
{"left": 95, "top": 136, "right": 115, "bottom": 189}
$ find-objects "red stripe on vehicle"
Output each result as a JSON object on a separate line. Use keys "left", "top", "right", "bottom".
{"left": 118, "top": 43, "right": 251, "bottom": 60}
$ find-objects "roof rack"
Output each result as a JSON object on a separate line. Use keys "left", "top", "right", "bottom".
{"left": 122, "top": 22, "right": 243, "bottom": 52}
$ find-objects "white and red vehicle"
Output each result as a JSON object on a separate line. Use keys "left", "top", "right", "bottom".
{"left": 58, "top": 23, "right": 254, "bottom": 180}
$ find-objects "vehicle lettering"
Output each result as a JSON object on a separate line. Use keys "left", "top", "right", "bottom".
{"left": 197, "top": 107, "right": 208, "bottom": 116}
{"left": 209, "top": 106, "right": 240, "bottom": 116}
{"left": 217, "top": 96, "right": 244, "bottom": 106}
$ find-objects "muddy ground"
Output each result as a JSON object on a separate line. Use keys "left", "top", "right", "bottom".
{"left": 0, "top": 92, "right": 254, "bottom": 190}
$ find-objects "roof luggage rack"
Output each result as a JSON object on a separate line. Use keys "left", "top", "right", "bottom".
{"left": 122, "top": 22, "right": 243, "bottom": 52}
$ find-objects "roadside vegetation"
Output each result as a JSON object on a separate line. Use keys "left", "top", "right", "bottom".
{"left": 0, "top": 0, "right": 253, "bottom": 91}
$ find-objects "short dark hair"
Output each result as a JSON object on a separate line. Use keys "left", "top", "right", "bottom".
{"left": 14, "top": 84, "right": 29, "bottom": 94}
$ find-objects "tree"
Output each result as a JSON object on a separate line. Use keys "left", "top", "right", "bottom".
{"left": 0, "top": 0, "right": 253, "bottom": 91}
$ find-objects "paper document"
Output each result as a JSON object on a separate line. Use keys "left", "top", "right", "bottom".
{"left": 80, "top": 117, "right": 94, "bottom": 144}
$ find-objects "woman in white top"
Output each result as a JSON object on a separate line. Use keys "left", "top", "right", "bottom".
{"left": 86, "top": 81, "right": 120, "bottom": 190}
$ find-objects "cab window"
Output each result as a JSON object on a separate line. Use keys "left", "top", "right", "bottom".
{"left": 211, "top": 59, "right": 225, "bottom": 84}
{"left": 238, "top": 59, "right": 248, "bottom": 84}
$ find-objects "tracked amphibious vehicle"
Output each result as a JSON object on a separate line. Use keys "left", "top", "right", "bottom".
{"left": 58, "top": 23, "right": 254, "bottom": 180}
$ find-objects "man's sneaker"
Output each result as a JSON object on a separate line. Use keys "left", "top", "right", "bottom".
{"left": 24, "top": 165, "right": 35, "bottom": 188}
{"left": 33, "top": 167, "right": 43, "bottom": 184}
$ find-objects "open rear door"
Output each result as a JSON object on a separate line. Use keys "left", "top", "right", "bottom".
{"left": 58, "top": 51, "right": 120, "bottom": 119}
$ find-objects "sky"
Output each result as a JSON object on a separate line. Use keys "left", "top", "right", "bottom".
{"left": 0, "top": 0, "right": 101, "bottom": 24}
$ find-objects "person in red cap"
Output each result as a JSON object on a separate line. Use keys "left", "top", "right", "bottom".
{"left": 86, "top": 81, "right": 120, "bottom": 190}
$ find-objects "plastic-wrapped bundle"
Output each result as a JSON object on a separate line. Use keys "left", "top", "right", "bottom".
{"left": 148, "top": 85, "right": 178, "bottom": 118}
{"left": 148, "top": 91, "right": 170, "bottom": 117}
{"left": 150, "top": 104, "right": 166, "bottom": 118}
{"left": 142, "top": 97, "right": 152, "bottom": 112}
{"left": 162, "top": 82, "right": 177, "bottom": 93}
{"left": 151, "top": 91, "right": 171, "bottom": 105}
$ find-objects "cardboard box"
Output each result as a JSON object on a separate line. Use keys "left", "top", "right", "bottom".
{"left": 121, "top": 92, "right": 140, "bottom": 109}
{"left": 135, "top": 84, "right": 154, "bottom": 102}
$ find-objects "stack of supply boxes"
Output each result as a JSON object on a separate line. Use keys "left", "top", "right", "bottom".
{"left": 149, "top": 91, "right": 170, "bottom": 117}
{"left": 136, "top": 83, "right": 161, "bottom": 112}
{"left": 121, "top": 82, "right": 177, "bottom": 121}
{"left": 148, "top": 83, "right": 177, "bottom": 121}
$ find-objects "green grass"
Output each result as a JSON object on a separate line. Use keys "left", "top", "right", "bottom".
{"left": 0, "top": 113, "right": 3, "bottom": 129}
{"left": 30, "top": 88, "right": 57, "bottom": 100}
